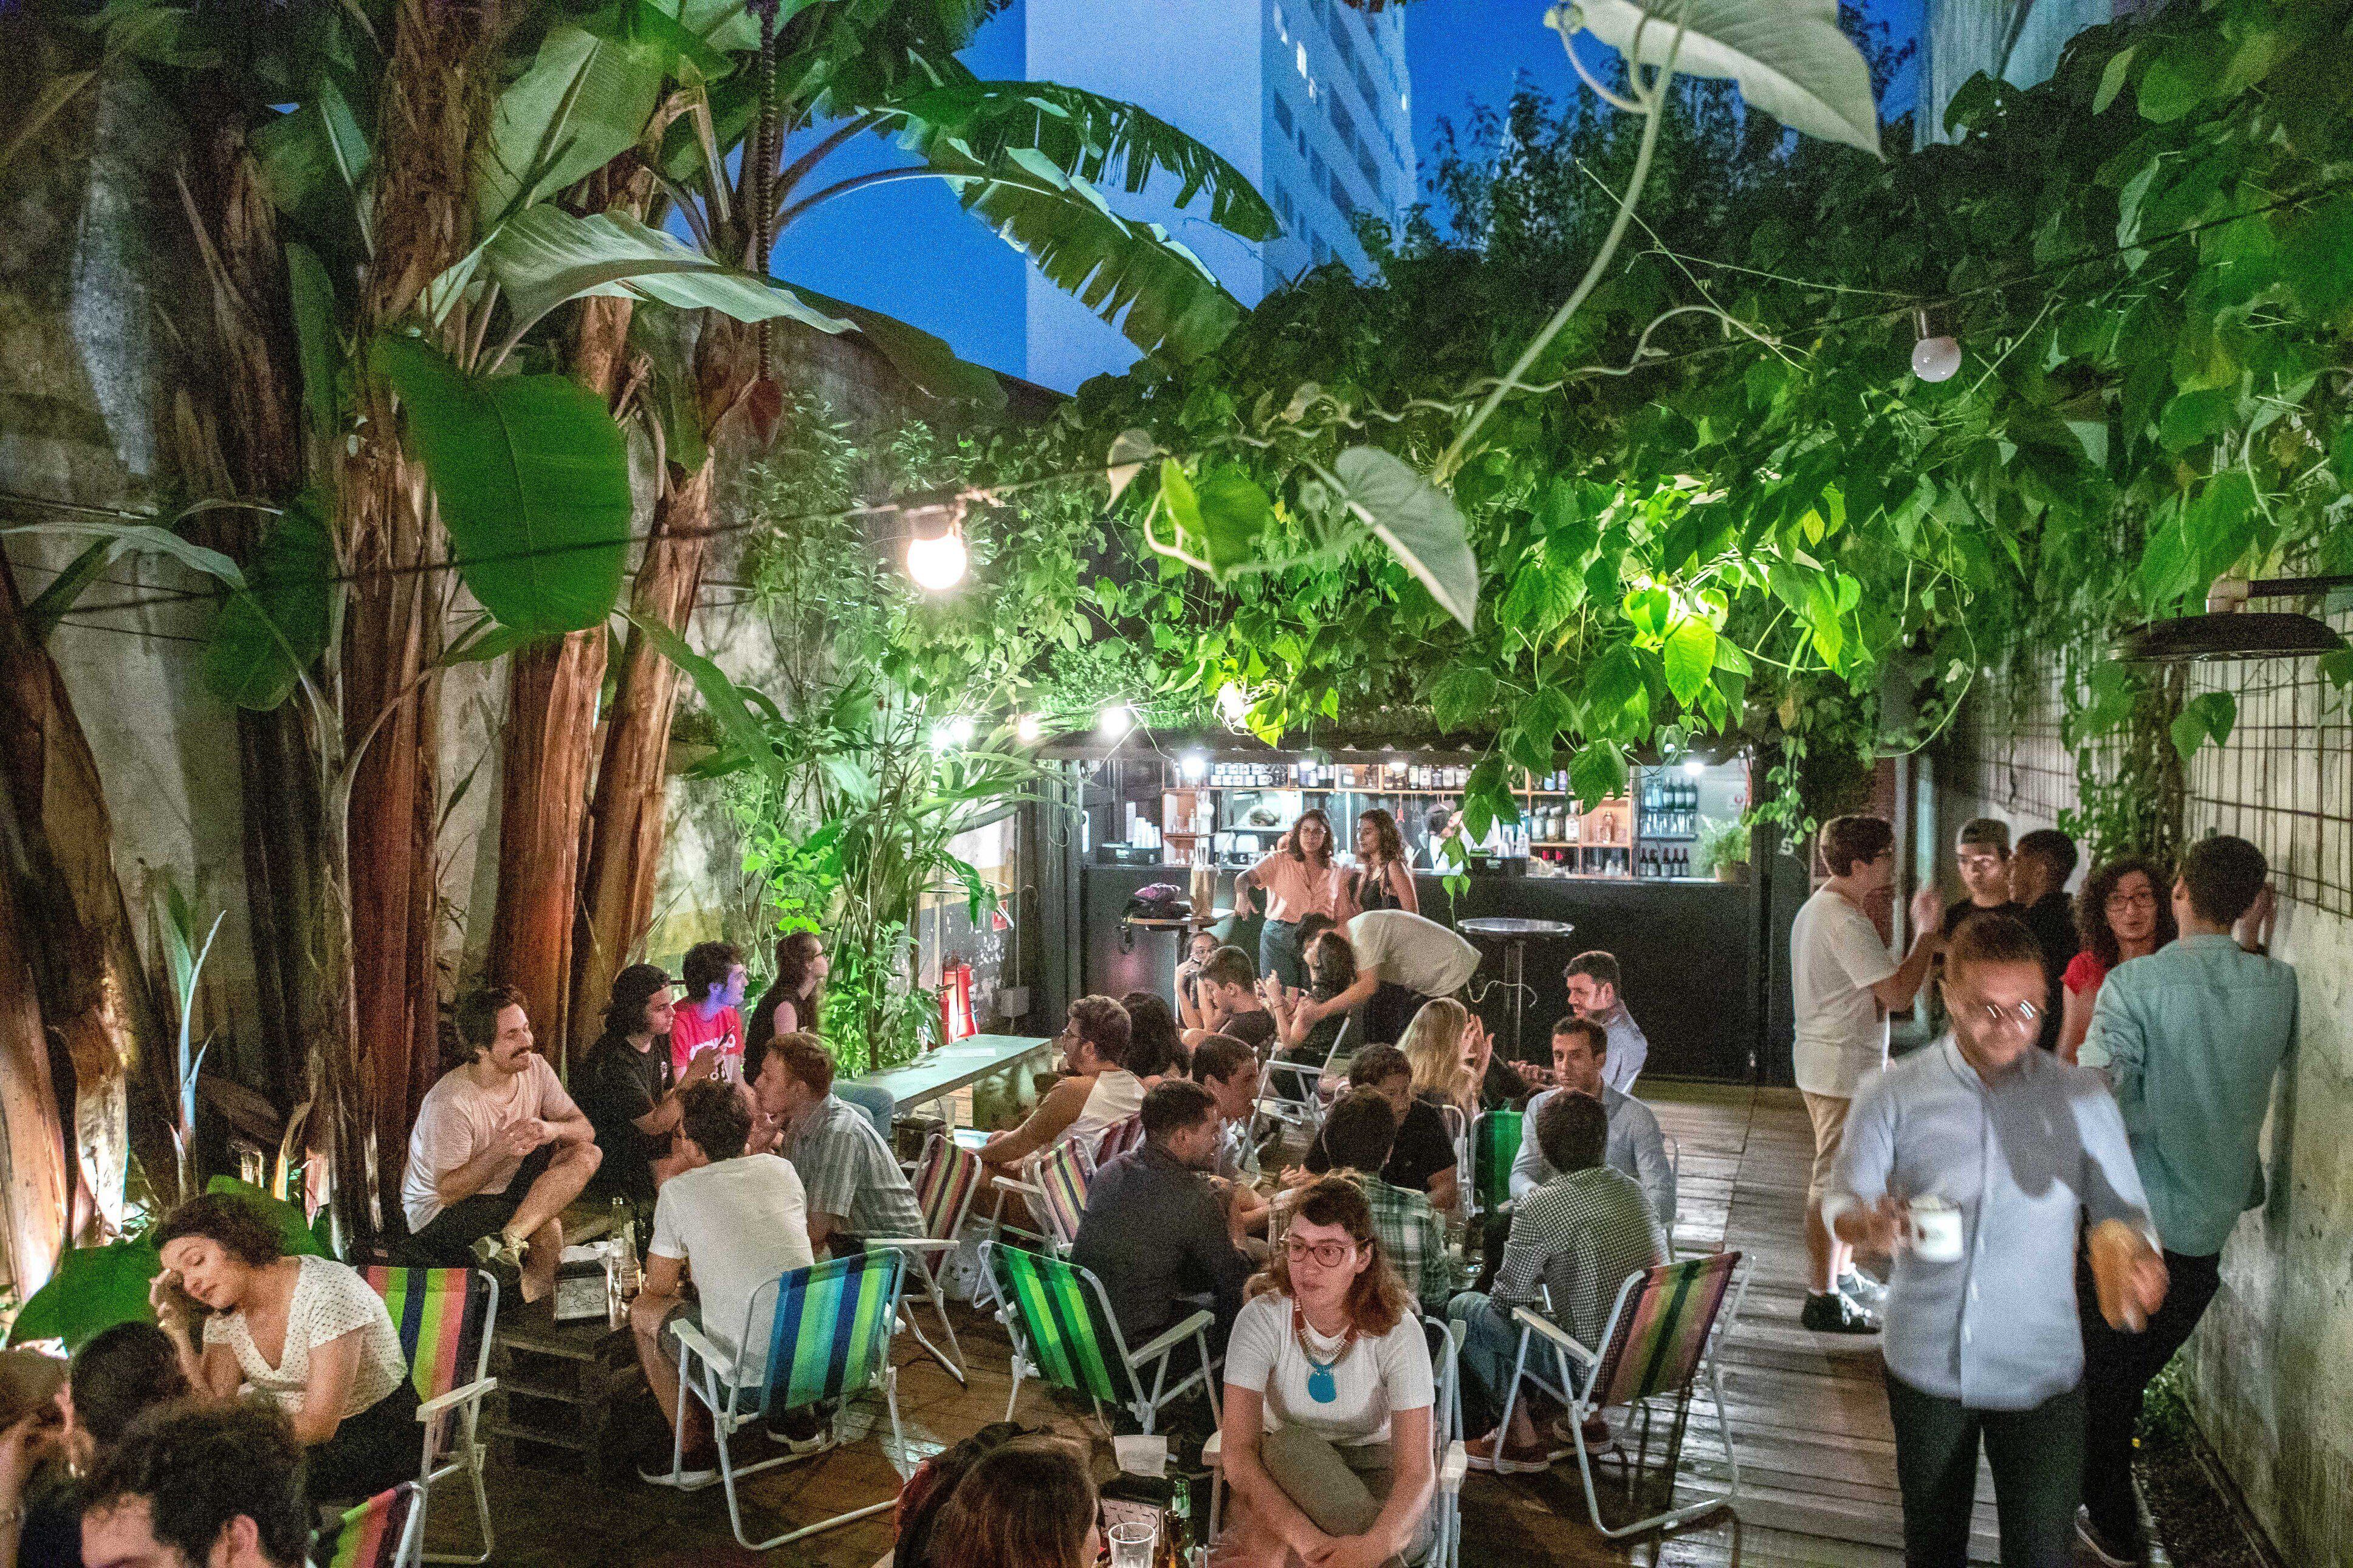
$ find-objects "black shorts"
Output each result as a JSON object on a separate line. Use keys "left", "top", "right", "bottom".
{"left": 408, "top": 1143, "right": 555, "bottom": 1262}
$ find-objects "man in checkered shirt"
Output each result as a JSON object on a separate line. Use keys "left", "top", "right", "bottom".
{"left": 1449, "top": 1090, "right": 1666, "bottom": 1473}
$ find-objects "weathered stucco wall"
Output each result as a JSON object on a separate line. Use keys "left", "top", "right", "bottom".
{"left": 1938, "top": 629, "right": 2353, "bottom": 1564}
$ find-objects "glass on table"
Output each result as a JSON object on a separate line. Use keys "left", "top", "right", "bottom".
{"left": 1108, "top": 1518, "right": 1156, "bottom": 1568}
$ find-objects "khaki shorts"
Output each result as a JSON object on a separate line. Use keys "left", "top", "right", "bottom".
{"left": 1801, "top": 1090, "right": 1852, "bottom": 1205}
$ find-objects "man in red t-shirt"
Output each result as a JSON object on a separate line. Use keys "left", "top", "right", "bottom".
{"left": 672, "top": 940, "right": 748, "bottom": 1080}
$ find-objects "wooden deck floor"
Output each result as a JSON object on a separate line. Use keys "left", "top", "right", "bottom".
{"left": 440, "top": 1083, "right": 2015, "bottom": 1567}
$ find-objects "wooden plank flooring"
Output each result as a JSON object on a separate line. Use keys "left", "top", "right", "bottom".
{"left": 439, "top": 1083, "right": 2022, "bottom": 1566}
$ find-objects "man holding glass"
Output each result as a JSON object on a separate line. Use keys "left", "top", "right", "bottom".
{"left": 1826, "top": 913, "right": 2167, "bottom": 1568}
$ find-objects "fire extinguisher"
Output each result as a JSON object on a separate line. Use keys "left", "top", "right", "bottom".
{"left": 939, "top": 962, "right": 975, "bottom": 1043}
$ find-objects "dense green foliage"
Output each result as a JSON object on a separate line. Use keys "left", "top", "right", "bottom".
{"left": 992, "top": 0, "right": 2353, "bottom": 854}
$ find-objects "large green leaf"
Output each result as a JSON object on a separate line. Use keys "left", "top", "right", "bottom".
{"left": 204, "top": 1176, "right": 331, "bottom": 1259}
{"left": 4, "top": 1236, "right": 160, "bottom": 1353}
{"left": 285, "top": 241, "right": 345, "bottom": 442}
{"left": 476, "top": 13, "right": 668, "bottom": 229}
{"left": 1561, "top": 0, "right": 1883, "bottom": 158}
{"left": 250, "top": 77, "right": 372, "bottom": 256}
{"left": 2, "top": 520, "right": 245, "bottom": 592}
{"left": 935, "top": 144, "right": 1242, "bottom": 363}
{"left": 204, "top": 490, "right": 337, "bottom": 712}
{"left": 375, "top": 337, "right": 631, "bottom": 635}
{"left": 628, "top": 610, "right": 780, "bottom": 776}
{"left": 1332, "top": 447, "right": 1481, "bottom": 630}
{"left": 1662, "top": 615, "right": 1717, "bottom": 705}
{"left": 470, "top": 205, "right": 854, "bottom": 337}
{"left": 780, "top": 281, "right": 1008, "bottom": 407}
{"left": 881, "top": 77, "right": 1277, "bottom": 241}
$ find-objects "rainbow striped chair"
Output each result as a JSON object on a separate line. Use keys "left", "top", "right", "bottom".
{"left": 1496, "top": 1249, "right": 1749, "bottom": 1538}
{"left": 901, "top": 1131, "right": 988, "bottom": 1382}
{"left": 981, "top": 1242, "right": 1220, "bottom": 1437}
{"left": 991, "top": 1135, "right": 1093, "bottom": 1255}
{"left": 1090, "top": 1111, "right": 1147, "bottom": 1170}
{"left": 664, "top": 1247, "right": 915, "bottom": 1551}
{"left": 320, "top": 1482, "right": 424, "bottom": 1568}
{"left": 361, "top": 1267, "right": 498, "bottom": 1564}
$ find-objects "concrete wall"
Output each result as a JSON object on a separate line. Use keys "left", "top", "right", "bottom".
{"left": 1936, "top": 625, "right": 2353, "bottom": 1565}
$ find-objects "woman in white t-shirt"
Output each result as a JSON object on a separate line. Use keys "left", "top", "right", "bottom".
{"left": 148, "top": 1193, "right": 415, "bottom": 1509}
{"left": 1219, "top": 1176, "right": 1437, "bottom": 1567}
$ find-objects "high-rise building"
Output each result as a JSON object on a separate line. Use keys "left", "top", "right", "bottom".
{"left": 1008, "top": 0, "right": 1416, "bottom": 391}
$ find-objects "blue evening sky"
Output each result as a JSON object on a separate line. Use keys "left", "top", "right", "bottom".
{"left": 766, "top": 0, "right": 1925, "bottom": 387}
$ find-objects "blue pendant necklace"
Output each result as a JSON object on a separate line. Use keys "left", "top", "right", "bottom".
{"left": 1293, "top": 1303, "right": 1358, "bottom": 1405}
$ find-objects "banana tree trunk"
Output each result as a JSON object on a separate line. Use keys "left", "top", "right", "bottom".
{"left": 0, "top": 557, "right": 150, "bottom": 1238}
{"left": 0, "top": 858, "right": 71, "bottom": 1301}
{"left": 569, "top": 457, "right": 715, "bottom": 1048}
{"left": 322, "top": 0, "right": 494, "bottom": 1242}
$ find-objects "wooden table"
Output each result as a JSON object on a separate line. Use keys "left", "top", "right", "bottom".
{"left": 848, "top": 1033, "right": 1055, "bottom": 1120}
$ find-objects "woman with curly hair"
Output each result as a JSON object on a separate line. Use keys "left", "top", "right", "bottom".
{"left": 1234, "top": 809, "right": 1347, "bottom": 990}
{"left": 146, "top": 1194, "right": 416, "bottom": 1509}
{"left": 1347, "top": 807, "right": 1418, "bottom": 916}
{"left": 1217, "top": 1177, "right": 1437, "bottom": 1567}
{"left": 928, "top": 1436, "right": 1100, "bottom": 1568}
{"left": 2059, "top": 856, "right": 2176, "bottom": 1061}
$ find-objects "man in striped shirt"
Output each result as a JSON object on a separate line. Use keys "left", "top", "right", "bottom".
{"left": 751, "top": 1033, "right": 922, "bottom": 1253}
{"left": 1451, "top": 1091, "right": 1667, "bottom": 1473}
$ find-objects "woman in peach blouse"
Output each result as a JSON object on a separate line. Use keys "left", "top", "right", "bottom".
{"left": 1232, "top": 810, "right": 1347, "bottom": 989}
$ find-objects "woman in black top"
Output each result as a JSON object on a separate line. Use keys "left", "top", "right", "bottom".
{"left": 1348, "top": 807, "right": 1417, "bottom": 916}
{"left": 1299, "top": 1044, "right": 1460, "bottom": 1212}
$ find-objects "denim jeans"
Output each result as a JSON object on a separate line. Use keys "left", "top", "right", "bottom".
{"left": 1445, "top": 1292, "right": 1530, "bottom": 1437}
{"left": 1260, "top": 917, "right": 1306, "bottom": 990}
{"left": 836, "top": 1081, "right": 896, "bottom": 1142}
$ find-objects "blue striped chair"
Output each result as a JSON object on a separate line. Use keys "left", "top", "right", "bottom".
{"left": 662, "top": 1247, "right": 915, "bottom": 1551}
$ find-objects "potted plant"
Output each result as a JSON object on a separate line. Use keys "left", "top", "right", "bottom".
{"left": 1695, "top": 817, "right": 1752, "bottom": 884}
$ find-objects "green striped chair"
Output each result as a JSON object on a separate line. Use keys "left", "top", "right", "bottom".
{"left": 360, "top": 1266, "right": 498, "bottom": 1564}
{"left": 982, "top": 1242, "right": 1221, "bottom": 1437}
{"left": 665, "top": 1247, "right": 915, "bottom": 1551}
{"left": 320, "top": 1482, "right": 423, "bottom": 1568}
{"left": 1497, "top": 1249, "right": 1749, "bottom": 1538}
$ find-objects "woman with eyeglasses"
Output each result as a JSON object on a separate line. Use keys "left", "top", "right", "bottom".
{"left": 2059, "top": 857, "right": 2177, "bottom": 1063}
{"left": 1218, "top": 1177, "right": 1437, "bottom": 1568}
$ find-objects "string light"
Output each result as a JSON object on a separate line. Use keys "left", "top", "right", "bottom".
{"left": 1014, "top": 714, "right": 1045, "bottom": 744}
{"left": 902, "top": 497, "right": 969, "bottom": 591}
{"left": 1097, "top": 704, "right": 1134, "bottom": 739}
{"left": 1911, "top": 307, "right": 1961, "bottom": 383}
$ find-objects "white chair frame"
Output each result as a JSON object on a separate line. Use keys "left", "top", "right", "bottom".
{"left": 1496, "top": 1258, "right": 1750, "bottom": 1539}
{"left": 981, "top": 1241, "right": 1223, "bottom": 1439}
{"left": 1203, "top": 1313, "right": 1469, "bottom": 1568}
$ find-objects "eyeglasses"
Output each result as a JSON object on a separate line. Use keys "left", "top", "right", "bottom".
{"left": 2104, "top": 891, "right": 2159, "bottom": 912}
{"left": 1284, "top": 1238, "right": 1359, "bottom": 1268}
{"left": 1972, "top": 999, "right": 2041, "bottom": 1030}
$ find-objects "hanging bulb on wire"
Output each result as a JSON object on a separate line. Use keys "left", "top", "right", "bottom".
{"left": 902, "top": 498, "right": 969, "bottom": 591}
{"left": 1911, "top": 307, "right": 1962, "bottom": 383}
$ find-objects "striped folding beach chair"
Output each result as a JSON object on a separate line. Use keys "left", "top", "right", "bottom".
{"left": 664, "top": 1247, "right": 916, "bottom": 1551}
{"left": 361, "top": 1267, "right": 498, "bottom": 1564}
{"left": 1090, "top": 1111, "right": 1147, "bottom": 1170}
{"left": 981, "top": 1242, "right": 1220, "bottom": 1437}
{"left": 319, "top": 1482, "right": 423, "bottom": 1568}
{"left": 1497, "top": 1250, "right": 1750, "bottom": 1538}
{"left": 900, "top": 1131, "right": 988, "bottom": 1381}
{"left": 994, "top": 1135, "right": 1092, "bottom": 1254}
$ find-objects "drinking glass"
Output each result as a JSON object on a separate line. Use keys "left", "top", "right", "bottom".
{"left": 1108, "top": 1519, "right": 1156, "bottom": 1568}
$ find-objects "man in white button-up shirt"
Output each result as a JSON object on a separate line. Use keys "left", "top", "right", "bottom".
{"left": 1826, "top": 914, "right": 2166, "bottom": 1568}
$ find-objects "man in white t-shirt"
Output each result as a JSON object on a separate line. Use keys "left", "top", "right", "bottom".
{"left": 632, "top": 1078, "right": 816, "bottom": 1487}
{"left": 1285, "top": 909, "right": 1482, "bottom": 1047}
{"left": 401, "top": 985, "right": 601, "bottom": 1303}
{"left": 1790, "top": 815, "right": 1943, "bottom": 1334}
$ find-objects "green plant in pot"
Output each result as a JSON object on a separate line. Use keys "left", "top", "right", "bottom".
{"left": 1695, "top": 817, "right": 1751, "bottom": 883}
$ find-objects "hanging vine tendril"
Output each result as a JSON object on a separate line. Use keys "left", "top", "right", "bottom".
{"left": 750, "top": 0, "right": 782, "bottom": 381}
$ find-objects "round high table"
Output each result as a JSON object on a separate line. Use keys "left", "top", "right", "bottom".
{"left": 1457, "top": 916, "right": 1576, "bottom": 1062}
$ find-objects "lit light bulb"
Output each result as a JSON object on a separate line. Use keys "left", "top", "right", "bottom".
{"left": 1215, "top": 682, "right": 1249, "bottom": 725}
{"left": 1910, "top": 308, "right": 1960, "bottom": 383}
{"left": 950, "top": 716, "right": 977, "bottom": 746}
{"left": 904, "top": 526, "right": 968, "bottom": 591}
{"left": 1015, "top": 714, "right": 1045, "bottom": 745}
{"left": 1097, "top": 704, "right": 1134, "bottom": 739}
{"left": 1682, "top": 759, "right": 1706, "bottom": 777}
{"left": 929, "top": 722, "right": 957, "bottom": 751}
{"left": 1180, "top": 753, "right": 1207, "bottom": 781}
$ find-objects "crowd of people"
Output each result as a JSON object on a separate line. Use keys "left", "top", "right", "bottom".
{"left": 1795, "top": 812, "right": 2295, "bottom": 1568}
{"left": 0, "top": 792, "right": 2298, "bottom": 1568}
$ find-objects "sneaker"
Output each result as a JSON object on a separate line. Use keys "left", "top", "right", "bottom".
{"left": 1799, "top": 1290, "right": 1880, "bottom": 1335}
{"left": 2075, "top": 1505, "right": 2144, "bottom": 1567}
{"left": 1551, "top": 1414, "right": 1617, "bottom": 1459}
{"left": 1837, "top": 1269, "right": 1888, "bottom": 1309}
{"left": 763, "top": 1407, "right": 836, "bottom": 1456}
{"left": 469, "top": 1232, "right": 525, "bottom": 1273}
{"left": 1464, "top": 1434, "right": 1551, "bottom": 1475}
{"left": 637, "top": 1447, "right": 718, "bottom": 1489}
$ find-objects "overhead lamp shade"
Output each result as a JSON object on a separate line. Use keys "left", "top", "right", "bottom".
{"left": 2110, "top": 612, "right": 2349, "bottom": 663}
